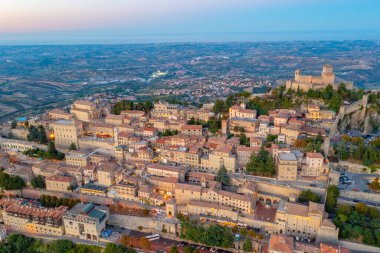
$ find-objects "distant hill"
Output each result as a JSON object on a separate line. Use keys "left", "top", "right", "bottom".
{"left": 0, "top": 41, "right": 379, "bottom": 119}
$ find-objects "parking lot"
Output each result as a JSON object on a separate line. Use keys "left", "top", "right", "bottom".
{"left": 338, "top": 171, "right": 378, "bottom": 192}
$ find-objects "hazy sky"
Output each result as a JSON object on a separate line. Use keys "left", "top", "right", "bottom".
{"left": 0, "top": 0, "right": 379, "bottom": 44}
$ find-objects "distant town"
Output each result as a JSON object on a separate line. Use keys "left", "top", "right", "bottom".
{"left": 0, "top": 64, "right": 380, "bottom": 253}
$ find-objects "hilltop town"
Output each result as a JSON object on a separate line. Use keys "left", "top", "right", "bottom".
{"left": 0, "top": 65, "right": 380, "bottom": 253}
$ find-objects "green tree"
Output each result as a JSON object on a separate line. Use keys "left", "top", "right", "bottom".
{"left": 328, "top": 93, "right": 343, "bottom": 113}
{"left": 31, "top": 175, "right": 45, "bottom": 189}
{"left": 49, "top": 239, "right": 74, "bottom": 253}
{"left": 169, "top": 245, "right": 179, "bottom": 253}
{"left": 183, "top": 246, "right": 195, "bottom": 253}
{"left": 0, "top": 170, "right": 25, "bottom": 190}
{"left": 246, "top": 148, "right": 275, "bottom": 176}
{"left": 242, "top": 237, "right": 252, "bottom": 252}
{"left": 188, "top": 117, "right": 196, "bottom": 125}
{"left": 326, "top": 185, "right": 339, "bottom": 213}
{"left": 27, "top": 125, "right": 48, "bottom": 144}
{"left": 239, "top": 134, "right": 250, "bottom": 146}
{"left": 216, "top": 166, "right": 230, "bottom": 186}
{"left": 11, "top": 120, "right": 17, "bottom": 129}
{"left": 212, "top": 99, "right": 228, "bottom": 114}
{"left": 362, "top": 229, "right": 375, "bottom": 245}
{"left": 103, "top": 243, "right": 134, "bottom": 253}
{"left": 298, "top": 190, "right": 321, "bottom": 203}
{"left": 69, "top": 143, "right": 77, "bottom": 151}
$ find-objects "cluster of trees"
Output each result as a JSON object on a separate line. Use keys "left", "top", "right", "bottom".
{"left": 187, "top": 117, "right": 204, "bottom": 125}
{"left": 187, "top": 117, "right": 221, "bottom": 134}
{"left": 296, "top": 83, "right": 364, "bottom": 112}
{"left": 298, "top": 190, "right": 321, "bottom": 204}
{"left": 11, "top": 120, "right": 18, "bottom": 129}
{"left": 40, "top": 195, "right": 80, "bottom": 208}
{"left": 325, "top": 185, "right": 339, "bottom": 213}
{"left": 294, "top": 134, "right": 324, "bottom": 153}
{"left": 333, "top": 203, "right": 380, "bottom": 246}
{"left": 27, "top": 125, "right": 48, "bottom": 144}
{"left": 334, "top": 135, "right": 380, "bottom": 166}
{"left": 246, "top": 148, "right": 276, "bottom": 176}
{"left": 111, "top": 100, "right": 153, "bottom": 115}
{"left": 0, "top": 168, "right": 25, "bottom": 190}
{"left": 158, "top": 129, "right": 178, "bottom": 137}
{"left": 216, "top": 166, "right": 230, "bottom": 186}
{"left": 31, "top": 175, "right": 45, "bottom": 189}
{"left": 180, "top": 219, "right": 234, "bottom": 248}
{"left": 369, "top": 177, "right": 380, "bottom": 191}
{"left": 212, "top": 92, "right": 251, "bottom": 115}
{"left": 0, "top": 234, "right": 134, "bottom": 253}
{"left": 23, "top": 142, "right": 65, "bottom": 160}
{"left": 248, "top": 86, "right": 298, "bottom": 115}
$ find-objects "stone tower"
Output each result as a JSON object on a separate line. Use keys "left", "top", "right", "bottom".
{"left": 114, "top": 127, "right": 119, "bottom": 146}
{"left": 221, "top": 120, "right": 228, "bottom": 135}
{"left": 321, "top": 64, "right": 335, "bottom": 84}
{"left": 166, "top": 199, "right": 176, "bottom": 218}
{"left": 294, "top": 69, "right": 301, "bottom": 81}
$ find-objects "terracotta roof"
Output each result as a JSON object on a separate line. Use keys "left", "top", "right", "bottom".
{"left": 320, "top": 243, "right": 350, "bottom": 253}
{"left": 269, "top": 235, "right": 294, "bottom": 253}
{"left": 175, "top": 183, "right": 202, "bottom": 192}
{"left": 150, "top": 176, "right": 178, "bottom": 184}
{"left": 46, "top": 175, "right": 74, "bottom": 183}
{"left": 237, "top": 145, "right": 260, "bottom": 153}
{"left": 307, "top": 152, "right": 324, "bottom": 159}
{"left": 181, "top": 125, "right": 202, "bottom": 130}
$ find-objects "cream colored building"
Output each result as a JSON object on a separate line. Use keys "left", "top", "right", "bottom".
{"left": 0, "top": 198, "right": 67, "bottom": 236}
{"left": 186, "top": 200, "right": 239, "bottom": 221}
{"left": 65, "top": 150, "right": 89, "bottom": 167}
{"left": 51, "top": 120, "right": 82, "bottom": 149}
{"left": 105, "top": 114, "right": 125, "bottom": 126}
{"left": 150, "top": 176, "right": 178, "bottom": 194}
{"left": 236, "top": 145, "right": 260, "bottom": 168}
{"left": 229, "top": 105, "right": 257, "bottom": 120}
{"left": 180, "top": 125, "right": 203, "bottom": 136}
{"left": 146, "top": 164, "right": 185, "bottom": 181}
{"left": 113, "top": 181, "right": 138, "bottom": 200}
{"left": 48, "top": 108, "right": 72, "bottom": 120}
{"left": 63, "top": 203, "right": 109, "bottom": 242}
{"left": 97, "top": 162, "right": 123, "bottom": 187}
{"left": 207, "top": 146, "right": 237, "bottom": 173}
{"left": 280, "top": 124, "right": 301, "bottom": 144}
{"left": 277, "top": 153, "right": 298, "bottom": 181}
{"left": 0, "top": 137, "right": 46, "bottom": 152}
{"left": 152, "top": 102, "right": 181, "bottom": 118}
{"left": 175, "top": 182, "right": 254, "bottom": 214}
{"left": 276, "top": 201, "right": 325, "bottom": 239}
{"left": 186, "top": 109, "right": 214, "bottom": 122}
{"left": 301, "top": 152, "right": 328, "bottom": 177}
{"left": 70, "top": 100, "right": 101, "bottom": 122}
{"left": 45, "top": 175, "right": 76, "bottom": 192}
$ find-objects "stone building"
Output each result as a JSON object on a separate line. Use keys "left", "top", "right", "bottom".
{"left": 0, "top": 198, "right": 67, "bottom": 236}
{"left": 285, "top": 65, "right": 353, "bottom": 92}
{"left": 63, "top": 203, "right": 109, "bottom": 242}
{"left": 277, "top": 153, "right": 298, "bottom": 181}
{"left": 51, "top": 120, "right": 82, "bottom": 149}
{"left": 70, "top": 100, "right": 101, "bottom": 122}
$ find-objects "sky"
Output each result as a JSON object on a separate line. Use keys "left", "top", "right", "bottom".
{"left": 0, "top": 0, "right": 379, "bottom": 45}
